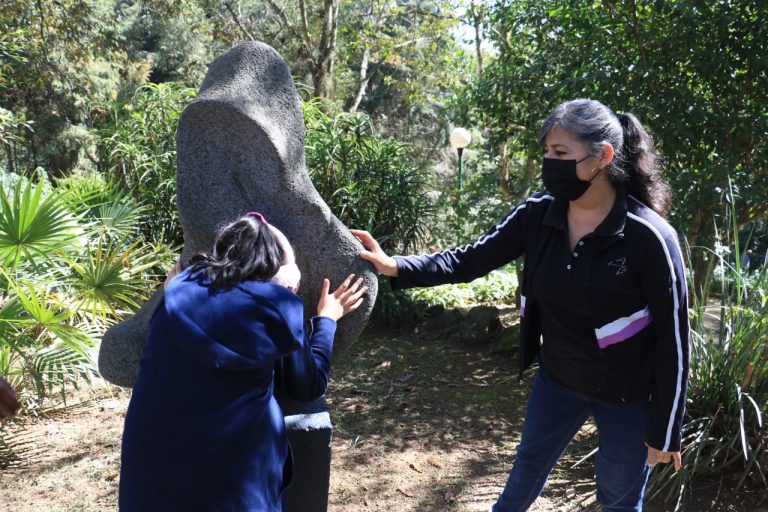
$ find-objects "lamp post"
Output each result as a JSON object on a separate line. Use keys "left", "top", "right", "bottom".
{"left": 449, "top": 127, "right": 471, "bottom": 189}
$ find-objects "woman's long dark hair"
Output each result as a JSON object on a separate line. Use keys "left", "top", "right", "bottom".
{"left": 538, "top": 99, "right": 671, "bottom": 217}
{"left": 188, "top": 216, "right": 285, "bottom": 290}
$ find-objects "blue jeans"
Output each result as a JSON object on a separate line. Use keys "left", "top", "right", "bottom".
{"left": 492, "top": 369, "right": 651, "bottom": 512}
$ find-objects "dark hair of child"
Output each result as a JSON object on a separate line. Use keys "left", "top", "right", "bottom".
{"left": 188, "top": 217, "right": 285, "bottom": 290}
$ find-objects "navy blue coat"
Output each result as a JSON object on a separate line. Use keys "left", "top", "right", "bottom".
{"left": 119, "top": 268, "right": 336, "bottom": 511}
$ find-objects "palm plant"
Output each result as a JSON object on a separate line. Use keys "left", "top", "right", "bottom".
{"left": 0, "top": 173, "right": 171, "bottom": 410}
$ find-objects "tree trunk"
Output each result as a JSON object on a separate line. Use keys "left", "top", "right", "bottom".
{"left": 348, "top": 46, "right": 370, "bottom": 113}
{"left": 523, "top": 154, "right": 538, "bottom": 195}
{"left": 470, "top": 1, "right": 484, "bottom": 76}
{"left": 4, "top": 143, "right": 14, "bottom": 175}
{"left": 497, "top": 141, "right": 512, "bottom": 199}
{"left": 313, "top": 0, "right": 339, "bottom": 99}
{"left": 687, "top": 211, "right": 716, "bottom": 306}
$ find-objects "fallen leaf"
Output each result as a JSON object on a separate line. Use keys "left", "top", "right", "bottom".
{"left": 377, "top": 360, "right": 391, "bottom": 369}
{"left": 397, "top": 488, "right": 415, "bottom": 498}
{"left": 363, "top": 494, "right": 369, "bottom": 506}
{"left": 427, "top": 457, "right": 443, "bottom": 468}
{"left": 408, "top": 462, "right": 423, "bottom": 473}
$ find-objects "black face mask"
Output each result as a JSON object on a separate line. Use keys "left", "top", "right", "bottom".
{"left": 541, "top": 156, "right": 602, "bottom": 201}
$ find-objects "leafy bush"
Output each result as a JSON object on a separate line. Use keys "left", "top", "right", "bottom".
{"left": 96, "top": 82, "right": 196, "bottom": 246}
{"left": 405, "top": 264, "right": 518, "bottom": 308}
{"left": 303, "top": 101, "right": 433, "bottom": 254}
{"left": 645, "top": 199, "right": 767, "bottom": 507}
{"left": 648, "top": 267, "right": 767, "bottom": 507}
{"left": 0, "top": 171, "right": 171, "bottom": 411}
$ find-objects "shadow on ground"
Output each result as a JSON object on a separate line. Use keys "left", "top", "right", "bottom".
{"left": 327, "top": 322, "right": 768, "bottom": 512}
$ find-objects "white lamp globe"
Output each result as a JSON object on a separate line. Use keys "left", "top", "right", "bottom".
{"left": 449, "top": 127, "right": 472, "bottom": 149}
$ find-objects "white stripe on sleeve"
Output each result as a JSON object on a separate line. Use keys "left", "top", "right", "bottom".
{"left": 627, "top": 212, "right": 684, "bottom": 451}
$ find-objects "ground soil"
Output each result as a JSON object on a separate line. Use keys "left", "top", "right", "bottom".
{"left": 0, "top": 322, "right": 765, "bottom": 511}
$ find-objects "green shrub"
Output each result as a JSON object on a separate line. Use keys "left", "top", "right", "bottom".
{"left": 429, "top": 157, "right": 516, "bottom": 249}
{"left": 404, "top": 264, "right": 518, "bottom": 308}
{"left": 96, "top": 82, "right": 196, "bottom": 246}
{"left": 648, "top": 266, "right": 767, "bottom": 507}
{"left": 0, "top": 171, "right": 171, "bottom": 411}
{"left": 645, "top": 195, "right": 767, "bottom": 507}
{"left": 303, "top": 100, "right": 433, "bottom": 254}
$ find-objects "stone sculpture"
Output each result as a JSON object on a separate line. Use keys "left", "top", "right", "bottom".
{"left": 98, "top": 41, "right": 379, "bottom": 511}
{"left": 99, "top": 41, "right": 378, "bottom": 386}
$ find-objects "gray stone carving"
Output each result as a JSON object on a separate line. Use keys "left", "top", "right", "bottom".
{"left": 98, "top": 41, "right": 378, "bottom": 387}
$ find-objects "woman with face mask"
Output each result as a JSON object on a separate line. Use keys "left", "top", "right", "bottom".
{"left": 352, "top": 99, "right": 689, "bottom": 512}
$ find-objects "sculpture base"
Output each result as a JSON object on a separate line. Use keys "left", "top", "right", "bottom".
{"left": 281, "top": 397, "right": 332, "bottom": 512}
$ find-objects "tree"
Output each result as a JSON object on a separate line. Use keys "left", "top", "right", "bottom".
{"left": 0, "top": 173, "right": 168, "bottom": 407}
{"left": 0, "top": 0, "right": 133, "bottom": 175}
{"left": 338, "top": 0, "right": 460, "bottom": 113}
{"left": 469, "top": 0, "right": 768, "bottom": 301}
{"left": 260, "top": 0, "right": 340, "bottom": 99}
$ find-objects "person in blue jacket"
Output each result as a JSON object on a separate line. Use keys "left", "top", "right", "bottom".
{"left": 119, "top": 212, "right": 367, "bottom": 512}
{"left": 353, "top": 99, "right": 689, "bottom": 511}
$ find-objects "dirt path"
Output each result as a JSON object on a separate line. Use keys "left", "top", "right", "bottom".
{"left": 0, "top": 328, "right": 765, "bottom": 511}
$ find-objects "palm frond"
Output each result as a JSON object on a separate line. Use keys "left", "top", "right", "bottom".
{"left": 57, "top": 173, "right": 146, "bottom": 240}
{"left": 0, "top": 179, "right": 81, "bottom": 269}
{"left": 68, "top": 238, "right": 165, "bottom": 321}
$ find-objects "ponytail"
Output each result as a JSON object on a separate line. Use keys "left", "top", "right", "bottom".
{"left": 617, "top": 113, "right": 671, "bottom": 217}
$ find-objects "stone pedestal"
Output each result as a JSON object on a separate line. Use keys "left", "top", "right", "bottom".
{"left": 281, "top": 397, "right": 333, "bottom": 512}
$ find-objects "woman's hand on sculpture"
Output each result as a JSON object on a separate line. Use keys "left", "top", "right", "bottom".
{"left": 646, "top": 444, "right": 682, "bottom": 471}
{"left": 350, "top": 229, "right": 398, "bottom": 277}
{"left": 317, "top": 274, "right": 368, "bottom": 321}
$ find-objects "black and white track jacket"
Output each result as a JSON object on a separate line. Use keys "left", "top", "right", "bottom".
{"left": 391, "top": 189, "right": 690, "bottom": 452}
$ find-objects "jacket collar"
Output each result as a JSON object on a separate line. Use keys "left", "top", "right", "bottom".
{"left": 542, "top": 185, "right": 628, "bottom": 237}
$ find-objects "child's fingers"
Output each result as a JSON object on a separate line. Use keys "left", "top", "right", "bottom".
{"left": 347, "top": 297, "right": 365, "bottom": 311}
{"left": 344, "top": 285, "right": 368, "bottom": 304}
{"left": 340, "top": 277, "right": 365, "bottom": 299}
{"left": 334, "top": 274, "right": 355, "bottom": 297}
{"left": 321, "top": 278, "right": 330, "bottom": 297}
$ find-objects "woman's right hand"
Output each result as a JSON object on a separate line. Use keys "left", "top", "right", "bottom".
{"left": 350, "top": 229, "right": 398, "bottom": 276}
